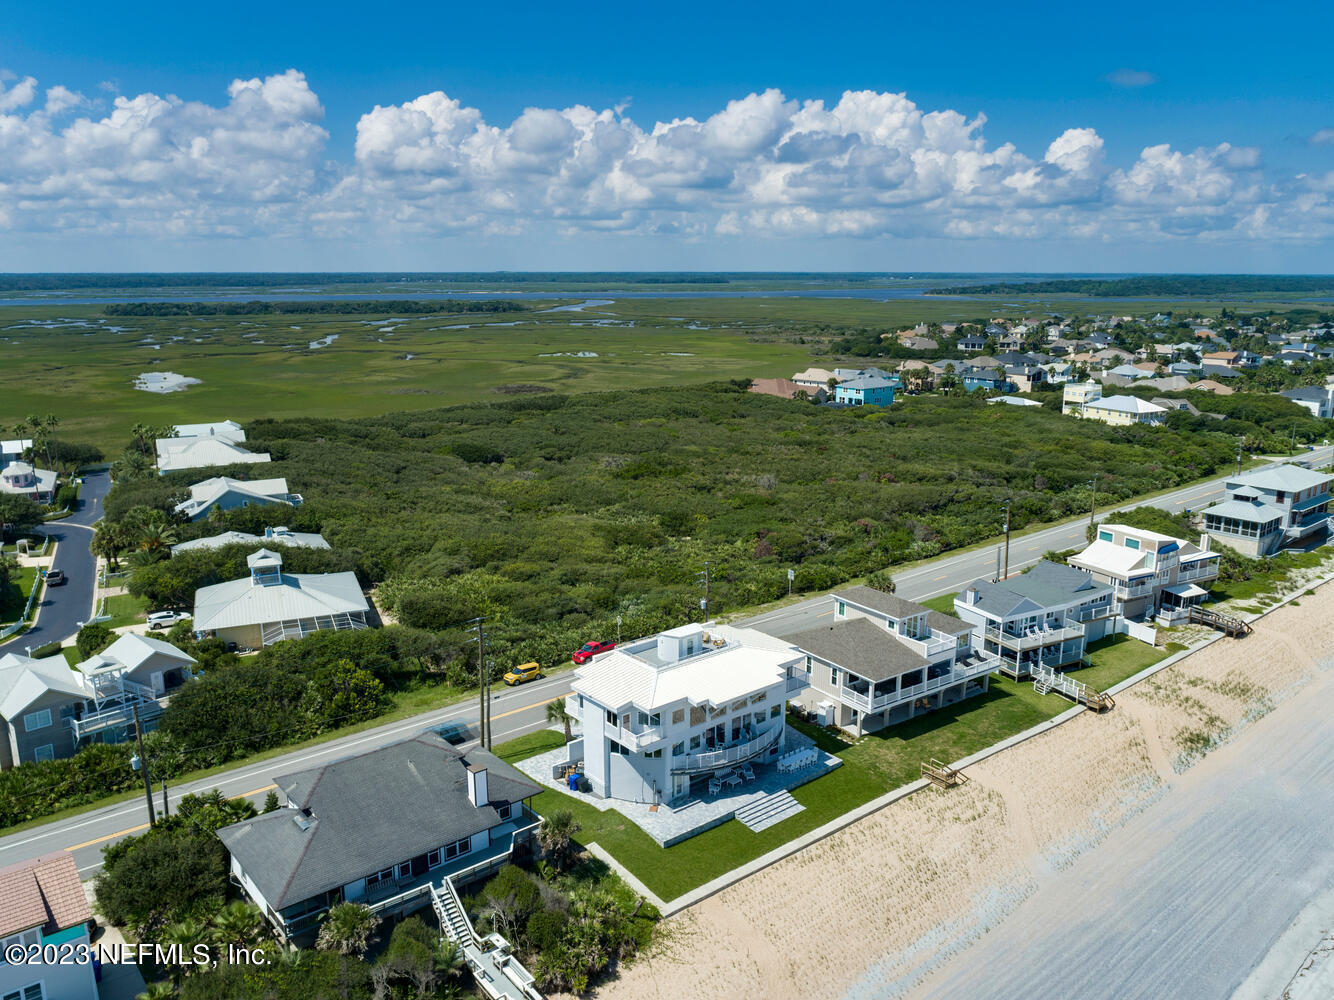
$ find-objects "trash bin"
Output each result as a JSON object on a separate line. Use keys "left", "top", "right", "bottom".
{"left": 567, "top": 771, "right": 581, "bottom": 791}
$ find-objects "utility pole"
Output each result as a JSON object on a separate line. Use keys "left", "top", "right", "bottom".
{"left": 469, "top": 616, "right": 492, "bottom": 749}
{"left": 1089, "top": 477, "right": 1098, "bottom": 531}
{"left": 161, "top": 779, "right": 169, "bottom": 819}
{"left": 1292, "top": 424, "right": 1298, "bottom": 453}
{"left": 1001, "top": 500, "right": 1012, "bottom": 581}
{"left": 697, "top": 561, "right": 712, "bottom": 620}
{"left": 131, "top": 705, "right": 156, "bottom": 827}
{"left": 1236, "top": 436, "right": 1244, "bottom": 475}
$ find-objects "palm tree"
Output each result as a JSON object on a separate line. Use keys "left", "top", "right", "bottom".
{"left": 42, "top": 414, "right": 60, "bottom": 466}
{"left": 161, "top": 917, "right": 211, "bottom": 975}
{"left": 210, "top": 901, "right": 266, "bottom": 954}
{"left": 316, "top": 902, "right": 379, "bottom": 957}
{"left": 536, "top": 808, "right": 581, "bottom": 870}
{"left": 26, "top": 414, "right": 52, "bottom": 469}
{"left": 435, "top": 939, "right": 464, "bottom": 982}
{"left": 546, "top": 697, "right": 574, "bottom": 742}
{"left": 135, "top": 982, "right": 176, "bottom": 1000}
{"left": 129, "top": 423, "right": 153, "bottom": 458}
{"left": 111, "top": 451, "right": 152, "bottom": 483}
{"left": 137, "top": 520, "right": 179, "bottom": 555}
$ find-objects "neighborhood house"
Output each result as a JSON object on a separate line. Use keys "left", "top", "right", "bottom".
{"left": 1069, "top": 525, "right": 1220, "bottom": 623}
{"left": 567, "top": 623, "right": 807, "bottom": 806}
{"left": 171, "top": 525, "right": 331, "bottom": 555}
{"left": 782, "top": 587, "right": 998, "bottom": 737}
{"left": 192, "top": 548, "right": 370, "bottom": 648}
{"left": 174, "top": 476, "right": 303, "bottom": 521}
{"left": 1199, "top": 464, "right": 1333, "bottom": 556}
{"left": 0, "top": 852, "right": 96, "bottom": 1000}
{"left": 0, "top": 462, "right": 56, "bottom": 504}
{"left": 954, "top": 561, "right": 1115, "bottom": 677}
{"left": 217, "top": 731, "right": 541, "bottom": 943}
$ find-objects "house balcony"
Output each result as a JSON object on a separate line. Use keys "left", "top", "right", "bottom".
{"left": 1176, "top": 563, "right": 1219, "bottom": 583}
{"left": 985, "top": 621, "right": 1085, "bottom": 650}
{"left": 898, "top": 631, "right": 957, "bottom": 660}
{"left": 841, "top": 653, "right": 1000, "bottom": 713}
{"left": 68, "top": 678, "right": 162, "bottom": 743}
{"left": 612, "top": 725, "right": 664, "bottom": 751}
{"left": 1071, "top": 603, "right": 1114, "bottom": 622}
{"left": 786, "top": 673, "right": 809, "bottom": 695}
{"left": 670, "top": 724, "right": 782, "bottom": 774}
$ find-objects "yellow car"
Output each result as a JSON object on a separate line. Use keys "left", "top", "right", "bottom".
{"left": 503, "top": 662, "right": 542, "bottom": 686}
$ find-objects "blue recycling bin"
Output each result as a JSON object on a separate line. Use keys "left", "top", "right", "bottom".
{"left": 567, "top": 771, "right": 581, "bottom": 791}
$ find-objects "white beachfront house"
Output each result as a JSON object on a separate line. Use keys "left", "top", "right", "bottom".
{"left": 174, "top": 476, "right": 302, "bottom": 521}
{"left": 781, "top": 586, "right": 999, "bottom": 737}
{"left": 954, "top": 561, "right": 1115, "bottom": 678}
{"left": 192, "top": 549, "right": 369, "bottom": 649}
{"left": 569, "top": 623, "right": 808, "bottom": 806}
{"left": 1068, "top": 524, "right": 1220, "bottom": 623}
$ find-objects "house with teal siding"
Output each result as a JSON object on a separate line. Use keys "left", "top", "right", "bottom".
{"left": 834, "top": 376, "right": 896, "bottom": 407}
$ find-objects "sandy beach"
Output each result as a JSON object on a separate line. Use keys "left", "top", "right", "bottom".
{"left": 589, "top": 580, "right": 1334, "bottom": 1000}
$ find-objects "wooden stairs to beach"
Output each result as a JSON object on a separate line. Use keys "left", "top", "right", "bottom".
{"left": 922, "top": 758, "right": 967, "bottom": 789}
{"left": 1188, "top": 605, "right": 1253, "bottom": 637}
{"left": 1032, "top": 664, "right": 1115, "bottom": 713}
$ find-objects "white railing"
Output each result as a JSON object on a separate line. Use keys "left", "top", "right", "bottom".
{"left": 986, "top": 622, "right": 1084, "bottom": 647}
{"left": 0, "top": 573, "right": 45, "bottom": 639}
{"left": 612, "top": 725, "right": 663, "bottom": 751}
{"left": 260, "top": 613, "right": 367, "bottom": 645}
{"left": 899, "top": 631, "right": 956, "bottom": 659}
{"left": 671, "top": 725, "right": 781, "bottom": 773}
{"left": 843, "top": 654, "right": 999, "bottom": 713}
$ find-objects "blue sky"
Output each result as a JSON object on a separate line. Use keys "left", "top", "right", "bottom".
{"left": 2, "top": 0, "right": 1333, "bottom": 271}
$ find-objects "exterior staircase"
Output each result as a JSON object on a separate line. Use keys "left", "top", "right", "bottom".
{"left": 1187, "top": 605, "right": 1252, "bottom": 637}
{"left": 734, "top": 790, "right": 805, "bottom": 832}
{"left": 1032, "top": 664, "right": 1115, "bottom": 713}
{"left": 430, "top": 877, "right": 478, "bottom": 948}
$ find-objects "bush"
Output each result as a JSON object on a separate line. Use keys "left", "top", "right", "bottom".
{"left": 95, "top": 829, "right": 230, "bottom": 937}
{"left": 31, "top": 641, "right": 64, "bottom": 658}
{"left": 54, "top": 484, "right": 79, "bottom": 509}
{"left": 75, "top": 622, "right": 114, "bottom": 659}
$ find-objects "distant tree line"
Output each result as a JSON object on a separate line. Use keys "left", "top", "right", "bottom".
{"left": 929, "top": 275, "right": 1334, "bottom": 297}
{"left": 103, "top": 299, "right": 529, "bottom": 316}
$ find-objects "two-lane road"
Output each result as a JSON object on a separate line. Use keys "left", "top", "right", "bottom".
{"left": 0, "top": 470, "right": 111, "bottom": 657}
{"left": 0, "top": 452, "right": 1327, "bottom": 876}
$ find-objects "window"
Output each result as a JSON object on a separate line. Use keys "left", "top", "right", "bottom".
{"left": 754, "top": 712, "right": 766, "bottom": 725}
{"left": 1124, "top": 538, "right": 1140, "bottom": 550}
{"left": 396, "top": 862, "right": 413, "bottom": 880}
{"left": 605, "top": 709, "right": 617, "bottom": 726}
{"left": 749, "top": 691, "right": 766, "bottom": 704}
{"left": 366, "top": 866, "right": 395, "bottom": 889}
{"left": 645, "top": 749, "right": 662, "bottom": 759}
{"left": 1, "top": 928, "right": 41, "bottom": 959}
{"left": 650, "top": 712, "right": 661, "bottom": 726}
{"left": 496, "top": 803, "right": 512, "bottom": 821}
{"left": 690, "top": 735, "right": 701, "bottom": 750}
{"left": 29, "top": 744, "right": 55, "bottom": 763}
{"left": 443, "top": 836, "right": 472, "bottom": 861}
{"left": 1098, "top": 530, "right": 1113, "bottom": 542}
{"left": 427, "top": 849, "right": 443, "bottom": 869}
{"left": 770, "top": 705, "right": 781, "bottom": 718}
{"left": 22, "top": 709, "right": 51, "bottom": 732}
{"left": 671, "top": 708, "right": 684, "bottom": 725}
{"left": 672, "top": 741, "right": 685, "bottom": 756}
{"left": 804, "top": 655, "right": 812, "bottom": 675}
{"left": 830, "top": 666, "right": 838, "bottom": 686}
{"left": 2, "top": 984, "right": 45, "bottom": 1000}
{"left": 837, "top": 601, "right": 846, "bottom": 616}
{"left": 608, "top": 740, "right": 629, "bottom": 756}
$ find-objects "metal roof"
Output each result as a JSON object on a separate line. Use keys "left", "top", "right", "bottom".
{"left": 157, "top": 437, "right": 270, "bottom": 472}
{"left": 571, "top": 623, "right": 800, "bottom": 712}
{"left": 1085, "top": 395, "right": 1167, "bottom": 414}
{"left": 1227, "top": 464, "right": 1332, "bottom": 493}
{"left": 0, "top": 653, "right": 91, "bottom": 719}
{"left": 171, "top": 528, "right": 330, "bottom": 554}
{"left": 193, "top": 571, "right": 368, "bottom": 631}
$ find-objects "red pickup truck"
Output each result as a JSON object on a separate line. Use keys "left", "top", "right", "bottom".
{"left": 572, "top": 640, "right": 616, "bottom": 664}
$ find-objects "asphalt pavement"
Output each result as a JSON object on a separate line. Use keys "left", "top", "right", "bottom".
{"left": 0, "top": 470, "right": 110, "bottom": 657}
{"left": 0, "top": 451, "right": 1327, "bottom": 878}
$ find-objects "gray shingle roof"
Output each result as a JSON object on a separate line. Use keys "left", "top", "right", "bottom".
{"left": 925, "top": 610, "right": 971, "bottom": 635}
{"left": 782, "top": 618, "right": 928, "bottom": 683}
{"left": 834, "top": 585, "right": 928, "bottom": 622}
{"left": 961, "top": 561, "right": 1110, "bottom": 618}
{"left": 216, "top": 732, "right": 540, "bottom": 909}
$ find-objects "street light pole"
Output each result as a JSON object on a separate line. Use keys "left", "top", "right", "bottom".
{"left": 697, "top": 561, "right": 712, "bottom": 620}
{"left": 1236, "top": 437, "right": 1244, "bottom": 475}
{"left": 1089, "top": 477, "right": 1098, "bottom": 531}
{"left": 1001, "top": 500, "right": 1012, "bottom": 581}
{"left": 469, "top": 615, "right": 491, "bottom": 749}
{"left": 131, "top": 704, "right": 156, "bottom": 827}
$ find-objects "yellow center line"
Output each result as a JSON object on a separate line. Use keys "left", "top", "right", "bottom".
{"left": 63, "top": 695, "right": 569, "bottom": 855}
{"left": 65, "top": 784, "right": 278, "bottom": 853}
{"left": 933, "top": 573, "right": 948, "bottom": 581}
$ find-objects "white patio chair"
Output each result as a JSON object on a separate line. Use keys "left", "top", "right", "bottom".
{"left": 708, "top": 777, "right": 722, "bottom": 795}
{"left": 741, "top": 763, "right": 756, "bottom": 782}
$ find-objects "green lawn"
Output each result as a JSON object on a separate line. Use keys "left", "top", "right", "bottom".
{"left": 496, "top": 674, "right": 1066, "bottom": 903}
{"left": 1207, "top": 549, "right": 1334, "bottom": 605}
{"left": 1069, "top": 634, "right": 1169, "bottom": 691}
{"left": 0, "top": 566, "right": 38, "bottom": 625}
{"left": 101, "top": 593, "right": 149, "bottom": 629}
{"left": 919, "top": 592, "right": 959, "bottom": 615}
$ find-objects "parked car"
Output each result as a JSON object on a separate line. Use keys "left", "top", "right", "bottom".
{"left": 44, "top": 569, "right": 66, "bottom": 586}
{"left": 146, "top": 610, "right": 191, "bottom": 630}
{"left": 503, "top": 661, "right": 541, "bottom": 686}
{"left": 572, "top": 640, "right": 616, "bottom": 664}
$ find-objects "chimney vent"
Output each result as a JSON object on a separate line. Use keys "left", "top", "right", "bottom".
{"left": 466, "top": 763, "right": 488, "bottom": 808}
